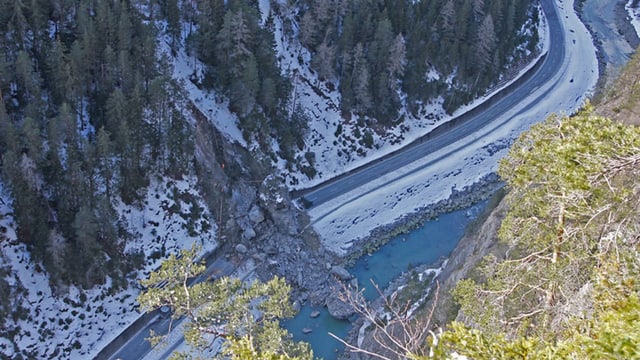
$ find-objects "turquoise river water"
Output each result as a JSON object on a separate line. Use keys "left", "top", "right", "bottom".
{"left": 284, "top": 200, "right": 489, "bottom": 359}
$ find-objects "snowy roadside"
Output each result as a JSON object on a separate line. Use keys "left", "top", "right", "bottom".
{"left": 0, "top": 176, "right": 217, "bottom": 359}
{"left": 308, "top": 0, "right": 598, "bottom": 256}
{"left": 626, "top": 0, "right": 640, "bottom": 36}
{"left": 140, "top": 259, "right": 257, "bottom": 360}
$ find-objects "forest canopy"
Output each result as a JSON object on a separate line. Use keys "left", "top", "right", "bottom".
{"left": 0, "top": 0, "right": 194, "bottom": 288}
{"left": 0, "top": 0, "right": 537, "bottom": 289}
{"left": 435, "top": 107, "right": 640, "bottom": 358}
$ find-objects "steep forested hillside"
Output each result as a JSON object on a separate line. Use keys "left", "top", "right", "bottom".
{"left": 0, "top": 0, "right": 539, "bottom": 289}
{"left": 179, "top": 0, "right": 539, "bottom": 160}
{"left": 296, "top": 0, "right": 537, "bottom": 119}
{"left": 0, "top": 0, "right": 195, "bottom": 289}
{"left": 0, "top": 0, "right": 540, "bottom": 357}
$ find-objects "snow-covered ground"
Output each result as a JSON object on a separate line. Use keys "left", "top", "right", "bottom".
{"left": 308, "top": 0, "right": 599, "bottom": 255}
{"left": 0, "top": 0, "right": 626, "bottom": 357}
{"left": 140, "top": 259, "right": 257, "bottom": 360}
{"left": 0, "top": 176, "right": 217, "bottom": 359}
{"left": 627, "top": 0, "right": 640, "bottom": 35}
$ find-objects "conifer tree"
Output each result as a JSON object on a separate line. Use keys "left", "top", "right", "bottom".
{"left": 444, "top": 108, "right": 640, "bottom": 355}
{"left": 138, "top": 245, "right": 314, "bottom": 359}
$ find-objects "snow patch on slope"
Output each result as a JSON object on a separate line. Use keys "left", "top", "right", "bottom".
{"left": 626, "top": 0, "right": 640, "bottom": 36}
{"left": 309, "top": 0, "right": 598, "bottom": 256}
{"left": 0, "top": 175, "right": 217, "bottom": 359}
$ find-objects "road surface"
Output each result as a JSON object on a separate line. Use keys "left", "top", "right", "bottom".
{"left": 294, "top": 0, "right": 564, "bottom": 209}
{"left": 100, "top": 0, "right": 594, "bottom": 357}
{"left": 102, "top": 258, "right": 236, "bottom": 360}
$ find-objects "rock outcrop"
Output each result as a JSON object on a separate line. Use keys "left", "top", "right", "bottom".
{"left": 326, "top": 295, "right": 355, "bottom": 320}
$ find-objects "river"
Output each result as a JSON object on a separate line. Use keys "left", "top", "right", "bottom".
{"left": 284, "top": 200, "right": 489, "bottom": 360}
{"left": 582, "top": 0, "right": 636, "bottom": 83}
{"left": 283, "top": 1, "right": 637, "bottom": 358}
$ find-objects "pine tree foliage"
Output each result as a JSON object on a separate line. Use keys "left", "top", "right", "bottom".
{"left": 138, "top": 245, "right": 314, "bottom": 360}
{"left": 0, "top": 0, "right": 195, "bottom": 288}
{"left": 434, "top": 107, "right": 640, "bottom": 357}
{"left": 297, "top": 0, "right": 537, "bottom": 122}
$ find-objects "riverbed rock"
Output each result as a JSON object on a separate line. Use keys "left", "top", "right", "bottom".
{"left": 326, "top": 296, "right": 354, "bottom": 320}
{"left": 302, "top": 327, "right": 313, "bottom": 334}
{"left": 330, "top": 266, "right": 353, "bottom": 281}
{"left": 310, "top": 310, "right": 321, "bottom": 318}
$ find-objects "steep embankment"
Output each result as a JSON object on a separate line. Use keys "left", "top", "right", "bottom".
{"left": 423, "top": 39, "right": 640, "bottom": 360}
{"left": 595, "top": 50, "right": 640, "bottom": 126}
{"left": 428, "top": 191, "right": 509, "bottom": 328}
{"left": 432, "top": 12, "right": 640, "bottom": 332}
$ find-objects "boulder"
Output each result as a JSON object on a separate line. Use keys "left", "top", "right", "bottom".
{"left": 292, "top": 300, "right": 301, "bottom": 312}
{"left": 235, "top": 243, "right": 248, "bottom": 254}
{"left": 242, "top": 226, "right": 256, "bottom": 240}
{"left": 310, "top": 310, "right": 321, "bottom": 318}
{"left": 265, "top": 246, "right": 278, "bottom": 256}
{"left": 252, "top": 252, "right": 266, "bottom": 262}
{"left": 248, "top": 205, "right": 265, "bottom": 224}
{"left": 326, "top": 296, "right": 354, "bottom": 320}
{"left": 330, "top": 266, "right": 352, "bottom": 281}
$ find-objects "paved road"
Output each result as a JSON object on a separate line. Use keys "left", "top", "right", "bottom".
{"left": 102, "top": 0, "right": 573, "bottom": 358}
{"left": 103, "top": 257, "right": 236, "bottom": 360}
{"left": 294, "top": 0, "right": 564, "bottom": 209}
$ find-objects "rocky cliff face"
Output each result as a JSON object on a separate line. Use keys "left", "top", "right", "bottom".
{"left": 428, "top": 191, "right": 509, "bottom": 327}
{"left": 191, "top": 102, "right": 345, "bottom": 309}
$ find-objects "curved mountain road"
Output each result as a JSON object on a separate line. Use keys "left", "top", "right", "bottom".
{"left": 294, "top": 0, "right": 565, "bottom": 209}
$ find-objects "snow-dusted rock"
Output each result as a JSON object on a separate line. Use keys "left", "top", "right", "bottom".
{"left": 248, "top": 205, "right": 265, "bottom": 224}
{"left": 235, "top": 243, "right": 248, "bottom": 254}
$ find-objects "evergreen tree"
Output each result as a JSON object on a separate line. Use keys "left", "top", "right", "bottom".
{"left": 166, "top": 110, "right": 193, "bottom": 178}
{"left": 69, "top": 204, "right": 106, "bottom": 287}
{"left": 0, "top": 100, "right": 17, "bottom": 153}
{"left": 476, "top": 14, "right": 497, "bottom": 70}
{"left": 350, "top": 43, "right": 372, "bottom": 115}
{"left": 446, "top": 108, "right": 640, "bottom": 352}
{"left": 95, "top": 127, "right": 115, "bottom": 198}
{"left": 163, "top": 0, "right": 182, "bottom": 52}
{"left": 138, "top": 245, "right": 314, "bottom": 359}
